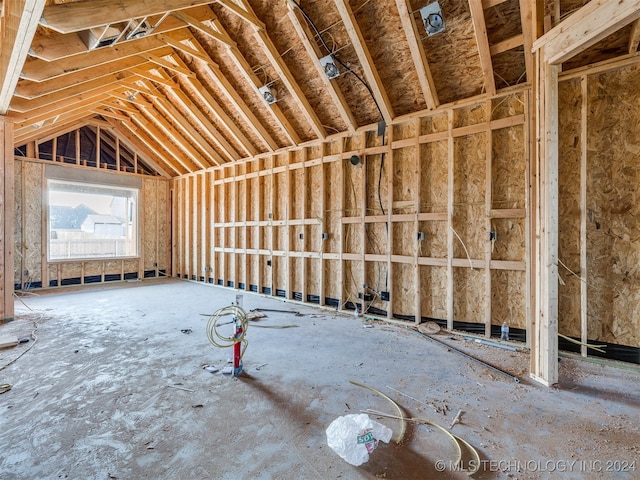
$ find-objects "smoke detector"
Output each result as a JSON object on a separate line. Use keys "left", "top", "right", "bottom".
{"left": 258, "top": 85, "right": 277, "bottom": 104}
{"left": 420, "top": 2, "right": 446, "bottom": 36}
{"left": 319, "top": 55, "right": 340, "bottom": 79}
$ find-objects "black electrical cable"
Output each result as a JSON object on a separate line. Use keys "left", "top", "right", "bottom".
{"left": 290, "top": 0, "right": 385, "bottom": 123}
{"left": 292, "top": 0, "right": 389, "bottom": 290}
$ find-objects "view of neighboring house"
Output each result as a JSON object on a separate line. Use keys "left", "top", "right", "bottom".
{"left": 49, "top": 203, "right": 132, "bottom": 260}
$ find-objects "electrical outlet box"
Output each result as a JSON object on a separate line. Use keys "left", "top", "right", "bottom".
{"left": 321, "top": 232, "right": 329, "bottom": 240}
{"left": 299, "top": 233, "right": 304, "bottom": 240}
{"left": 489, "top": 231, "right": 497, "bottom": 241}
{"left": 417, "top": 231, "right": 425, "bottom": 241}
{"left": 420, "top": 2, "right": 446, "bottom": 36}
{"left": 381, "top": 291, "right": 390, "bottom": 301}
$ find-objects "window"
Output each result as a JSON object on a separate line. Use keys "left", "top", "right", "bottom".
{"left": 48, "top": 180, "right": 138, "bottom": 260}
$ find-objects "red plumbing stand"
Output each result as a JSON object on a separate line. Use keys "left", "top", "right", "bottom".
{"left": 233, "top": 318, "right": 243, "bottom": 377}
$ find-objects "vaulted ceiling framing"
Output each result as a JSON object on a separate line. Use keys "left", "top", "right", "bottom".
{"left": 2, "top": 0, "right": 639, "bottom": 177}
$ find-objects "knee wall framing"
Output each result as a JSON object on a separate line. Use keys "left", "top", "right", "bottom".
{"left": 172, "top": 90, "right": 530, "bottom": 340}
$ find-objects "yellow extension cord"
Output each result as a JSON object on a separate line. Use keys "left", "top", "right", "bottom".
{"left": 206, "top": 305, "right": 249, "bottom": 361}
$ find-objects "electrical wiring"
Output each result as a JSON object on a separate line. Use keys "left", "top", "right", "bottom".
{"left": 206, "top": 305, "right": 249, "bottom": 361}
{"left": 349, "top": 380, "right": 406, "bottom": 444}
{"left": 290, "top": 0, "right": 385, "bottom": 123}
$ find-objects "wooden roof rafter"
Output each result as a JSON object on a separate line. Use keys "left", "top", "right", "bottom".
{"left": 14, "top": 108, "right": 102, "bottom": 145}
{"left": 629, "top": 19, "right": 640, "bottom": 53}
{"left": 39, "top": 0, "right": 216, "bottom": 34}
{"left": 14, "top": 120, "right": 85, "bottom": 151}
{"left": 21, "top": 31, "right": 187, "bottom": 83}
{"left": 14, "top": 57, "right": 159, "bottom": 100}
{"left": 84, "top": 123, "right": 170, "bottom": 177}
{"left": 126, "top": 110, "right": 196, "bottom": 174}
{"left": 206, "top": 17, "right": 301, "bottom": 145}
{"left": 143, "top": 82, "right": 228, "bottom": 165}
{"left": 394, "top": 0, "right": 439, "bottom": 110}
{"left": 468, "top": 0, "right": 496, "bottom": 96}
{"left": 286, "top": 1, "right": 358, "bottom": 132}
{"left": 106, "top": 117, "right": 183, "bottom": 177}
{"left": 128, "top": 94, "right": 212, "bottom": 171}
{"left": 240, "top": 0, "right": 327, "bottom": 141}
{"left": 534, "top": 0, "right": 640, "bottom": 65}
{"left": 180, "top": 35, "right": 278, "bottom": 152}
{"left": 0, "top": 0, "right": 47, "bottom": 114}
{"left": 29, "top": 5, "right": 217, "bottom": 62}
{"left": 161, "top": 53, "right": 258, "bottom": 157}
{"left": 333, "top": 0, "right": 395, "bottom": 124}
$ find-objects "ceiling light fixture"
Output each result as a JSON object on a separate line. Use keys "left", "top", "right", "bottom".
{"left": 420, "top": 2, "right": 446, "bottom": 36}
{"left": 259, "top": 85, "right": 277, "bottom": 104}
{"left": 319, "top": 55, "right": 340, "bottom": 79}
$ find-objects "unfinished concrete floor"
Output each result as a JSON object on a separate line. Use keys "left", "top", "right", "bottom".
{"left": 1, "top": 279, "right": 639, "bottom": 480}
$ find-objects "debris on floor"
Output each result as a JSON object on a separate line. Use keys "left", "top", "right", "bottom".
{"left": 326, "top": 413, "right": 392, "bottom": 466}
{"left": 0, "top": 336, "right": 19, "bottom": 349}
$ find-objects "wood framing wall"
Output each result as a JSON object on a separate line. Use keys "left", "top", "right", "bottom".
{"left": 13, "top": 157, "right": 170, "bottom": 291}
{"left": 558, "top": 62, "right": 640, "bottom": 352}
{"left": 172, "top": 90, "right": 529, "bottom": 339}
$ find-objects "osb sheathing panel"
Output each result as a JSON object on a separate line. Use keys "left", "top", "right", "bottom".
{"left": 365, "top": 153, "right": 387, "bottom": 215}
{"left": 453, "top": 134, "right": 486, "bottom": 259}
{"left": 306, "top": 258, "right": 320, "bottom": 296}
{"left": 248, "top": 254, "right": 259, "bottom": 287}
{"left": 491, "top": 270, "right": 526, "bottom": 329}
{"left": 290, "top": 256, "right": 302, "bottom": 294}
{"left": 453, "top": 267, "right": 485, "bottom": 323}
{"left": 291, "top": 169, "right": 304, "bottom": 219}
{"left": 308, "top": 224, "right": 322, "bottom": 253}
{"left": 249, "top": 0, "right": 349, "bottom": 134}
{"left": 420, "top": 266, "right": 448, "bottom": 319}
{"left": 365, "top": 223, "right": 386, "bottom": 256}
{"left": 485, "top": 0, "right": 523, "bottom": 44}
{"left": 393, "top": 146, "right": 417, "bottom": 214}
{"left": 558, "top": 78, "right": 582, "bottom": 338}
{"left": 195, "top": 24, "right": 288, "bottom": 148}
{"left": 210, "top": 5, "right": 315, "bottom": 143}
{"left": 307, "top": 165, "right": 322, "bottom": 219}
{"left": 143, "top": 179, "right": 158, "bottom": 271}
{"left": 324, "top": 259, "right": 341, "bottom": 300}
{"left": 392, "top": 222, "right": 416, "bottom": 256}
{"left": 491, "top": 218, "right": 525, "bottom": 262}
{"left": 248, "top": 177, "right": 259, "bottom": 222}
{"left": 273, "top": 256, "right": 286, "bottom": 292}
{"left": 325, "top": 161, "right": 342, "bottom": 253}
{"left": 260, "top": 175, "right": 272, "bottom": 222}
{"left": 454, "top": 103, "right": 486, "bottom": 127}
{"left": 415, "top": 0, "right": 485, "bottom": 104}
{"left": 23, "top": 162, "right": 43, "bottom": 283}
{"left": 354, "top": 0, "right": 427, "bottom": 116}
{"left": 585, "top": 66, "right": 640, "bottom": 347}
{"left": 293, "top": 0, "right": 379, "bottom": 126}
{"left": 104, "top": 260, "right": 122, "bottom": 276}
{"left": 492, "top": 92, "right": 525, "bottom": 119}
{"left": 344, "top": 260, "right": 363, "bottom": 303}
{"left": 419, "top": 141, "right": 448, "bottom": 213}
{"left": 418, "top": 220, "right": 448, "bottom": 258}
{"left": 392, "top": 263, "right": 415, "bottom": 316}
{"left": 492, "top": 127, "right": 526, "bottom": 209}
{"left": 237, "top": 180, "right": 246, "bottom": 222}
{"left": 157, "top": 182, "right": 169, "bottom": 271}
{"left": 60, "top": 262, "right": 82, "bottom": 279}
{"left": 344, "top": 224, "right": 361, "bottom": 254}
{"left": 83, "top": 261, "right": 103, "bottom": 277}
{"left": 492, "top": 50, "right": 527, "bottom": 90}
{"left": 14, "top": 161, "right": 22, "bottom": 284}
{"left": 344, "top": 160, "right": 362, "bottom": 215}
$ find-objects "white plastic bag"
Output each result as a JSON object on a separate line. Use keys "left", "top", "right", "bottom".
{"left": 325, "top": 413, "right": 393, "bottom": 466}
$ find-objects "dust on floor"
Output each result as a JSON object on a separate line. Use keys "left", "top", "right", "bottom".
{"left": 1, "top": 279, "right": 639, "bottom": 480}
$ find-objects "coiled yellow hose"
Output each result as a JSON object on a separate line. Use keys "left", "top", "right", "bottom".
{"left": 206, "top": 305, "right": 249, "bottom": 360}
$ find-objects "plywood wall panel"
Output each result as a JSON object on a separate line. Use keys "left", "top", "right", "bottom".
{"left": 23, "top": 162, "right": 43, "bottom": 283}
